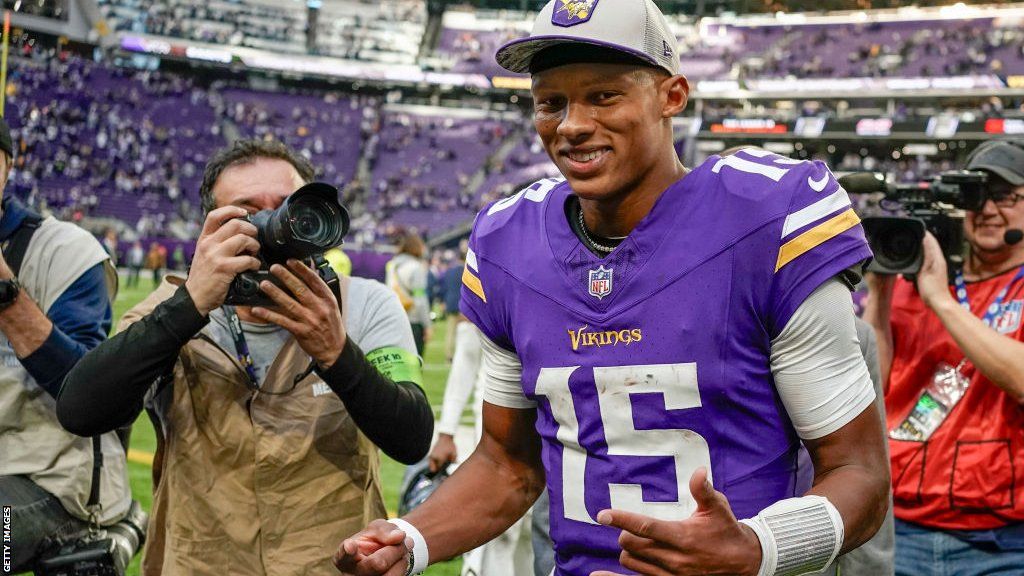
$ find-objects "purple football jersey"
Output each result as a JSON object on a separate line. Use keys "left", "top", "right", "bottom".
{"left": 459, "top": 149, "right": 872, "bottom": 575}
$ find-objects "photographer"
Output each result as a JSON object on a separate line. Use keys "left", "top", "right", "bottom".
{"left": 58, "top": 139, "right": 433, "bottom": 575}
{"left": 0, "top": 116, "right": 133, "bottom": 572}
{"left": 864, "top": 140, "right": 1024, "bottom": 575}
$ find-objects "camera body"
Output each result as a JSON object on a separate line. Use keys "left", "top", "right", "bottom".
{"left": 35, "top": 501, "right": 148, "bottom": 576}
{"left": 840, "top": 171, "right": 982, "bottom": 275}
{"left": 224, "top": 182, "right": 350, "bottom": 306}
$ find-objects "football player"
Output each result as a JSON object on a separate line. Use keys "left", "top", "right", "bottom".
{"left": 335, "top": 1, "right": 890, "bottom": 575}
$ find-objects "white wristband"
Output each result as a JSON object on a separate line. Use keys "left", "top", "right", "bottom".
{"left": 389, "top": 518, "right": 429, "bottom": 575}
{"left": 739, "top": 495, "right": 844, "bottom": 576}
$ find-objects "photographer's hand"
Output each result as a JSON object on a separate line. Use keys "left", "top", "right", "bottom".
{"left": 251, "top": 259, "right": 347, "bottom": 369}
{"left": 916, "top": 232, "right": 955, "bottom": 310}
{"left": 185, "top": 207, "right": 261, "bottom": 316}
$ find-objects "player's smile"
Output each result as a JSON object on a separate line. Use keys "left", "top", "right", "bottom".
{"left": 562, "top": 146, "right": 611, "bottom": 176}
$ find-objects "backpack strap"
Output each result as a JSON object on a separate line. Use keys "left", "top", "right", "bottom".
{"left": 4, "top": 211, "right": 43, "bottom": 275}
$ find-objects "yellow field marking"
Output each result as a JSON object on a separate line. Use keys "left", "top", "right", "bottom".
{"left": 127, "top": 448, "right": 154, "bottom": 466}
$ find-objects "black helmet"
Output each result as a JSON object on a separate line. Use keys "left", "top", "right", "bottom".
{"left": 398, "top": 461, "right": 450, "bottom": 516}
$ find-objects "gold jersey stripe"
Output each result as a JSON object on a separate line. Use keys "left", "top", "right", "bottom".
{"left": 775, "top": 208, "right": 861, "bottom": 272}
{"left": 462, "top": 267, "right": 487, "bottom": 303}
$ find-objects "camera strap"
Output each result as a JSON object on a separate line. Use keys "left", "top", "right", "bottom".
{"left": 222, "top": 305, "right": 261, "bottom": 390}
{"left": 2, "top": 211, "right": 43, "bottom": 275}
{"left": 953, "top": 265, "right": 1024, "bottom": 327}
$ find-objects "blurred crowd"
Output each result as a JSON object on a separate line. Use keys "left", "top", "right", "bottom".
{"left": 98, "top": 0, "right": 425, "bottom": 64}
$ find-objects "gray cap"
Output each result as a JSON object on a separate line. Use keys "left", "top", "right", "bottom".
{"left": 967, "top": 140, "right": 1024, "bottom": 186}
{"left": 496, "top": 0, "right": 680, "bottom": 76}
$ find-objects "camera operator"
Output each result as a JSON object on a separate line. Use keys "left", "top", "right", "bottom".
{"left": 864, "top": 140, "right": 1024, "bottom": 575}
{"left": 57, "top": 139, "right": 433, "bottom": 575}
{"left": 0, "top": 115, "right": 133, "bottom": 572}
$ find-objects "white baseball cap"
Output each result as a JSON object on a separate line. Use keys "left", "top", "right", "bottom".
{"left": 496, "top": 0, "right": 680, "bottom": 76}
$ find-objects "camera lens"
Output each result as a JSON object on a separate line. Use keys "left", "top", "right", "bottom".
{"left": 863, "top": 216, "right": 926, "bottom": 274}
{"left": 248, "top": 183, "right": 349, "bottom": 263}
{"left": 289, "top": 200, "right": 338, "bottom": 246}
{"left": 876, "top": 225, "right": 921, "bottom": 270}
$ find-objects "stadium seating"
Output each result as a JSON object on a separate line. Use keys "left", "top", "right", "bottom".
{"left": 6, "top": 55, "right": 221, "bottom": 237}
{"left": 367, "top": 111, "right": 518, "bottom": 236}
{"left": 5, "top": 53, "right": 534, "bottom": 245}
{"left": 223, "top": 88, "right": 369, "bottom": 188}
{"left": 436, "top": 12, "right": 1024, "bottom": 80}
{"left": 98, "top": 0, "right": 426, "bottom": 66}
{"left": 477, "top": 132, "right": 558, "bottom": 208}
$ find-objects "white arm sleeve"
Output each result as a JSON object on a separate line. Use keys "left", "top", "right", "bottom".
{"left": 479, "top": 333, "right": 535, "bottom": 409}
{"left": 770, "top": 277, "right": 876, "bottom": 440}
{"left": 436, "top": 322, "right": 484, "bottom": 436}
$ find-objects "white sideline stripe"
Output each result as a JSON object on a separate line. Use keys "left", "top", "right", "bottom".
{"left": 466, "top": 248, "right": 479, "bottom": 272}
{"left": 782, "top": 189, "right": 852, "bottom": 238}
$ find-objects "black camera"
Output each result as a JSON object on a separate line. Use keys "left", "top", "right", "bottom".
{"left": 35, "top": 501, "right": 148, "bottom": 576}
{"left": 839, "top": 171, "right": 983, "bottom": 275}
{"left": 224, "top": 182, "right": 350, "bottom": 306}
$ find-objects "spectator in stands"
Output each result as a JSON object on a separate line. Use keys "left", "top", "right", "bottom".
{"left": 864, "top": 140, "right": 1024, "bottom": 576}
{"left": 57, "top": 139, "right": 433, "bottom": 574}
{"left": 386, "top": 230, "right": 431, "bottom": 355}
{"left": 0, "top": 114, "right": 136, "bottom": 572}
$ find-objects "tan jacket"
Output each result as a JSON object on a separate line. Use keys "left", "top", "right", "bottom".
{"left": 125, "top": 279, "right": 387, "bottom": 575}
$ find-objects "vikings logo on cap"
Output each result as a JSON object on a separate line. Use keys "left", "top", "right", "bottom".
{"left": 552, "top": 0, "right": 600, "bottom": 27}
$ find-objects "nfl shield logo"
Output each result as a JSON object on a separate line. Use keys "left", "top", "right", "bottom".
{"left": 552, "top": 0, "right": 600, "bottom": 27}
{"left": 588, "top": 265, "right": 613, "bottom": 300}
{"left": 993, "top": 300, "right": 1023, "bottom": 334}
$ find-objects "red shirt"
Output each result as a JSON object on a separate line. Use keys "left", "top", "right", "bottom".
{"left": 886, "top": 267, "right": 1024, "bottom": 530}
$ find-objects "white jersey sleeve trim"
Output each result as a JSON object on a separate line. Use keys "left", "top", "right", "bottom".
{"left": 781, "top": 188, "right": 852, "bottom": 238}
{"left": 770, "top": 277, "right": 876, "bottom": 440}
{"left": 479, "top": 333, "right": 535, "bottom": 409}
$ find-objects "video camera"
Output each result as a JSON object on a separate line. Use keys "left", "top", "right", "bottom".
{"left": 224, "top": 182, "right": 350, "bottom": 306}
{"left": 35, "top": 501, "right": 148, "bottom": 576}
{"left": 838, "top": 170, "right": 985, "bottom": 275}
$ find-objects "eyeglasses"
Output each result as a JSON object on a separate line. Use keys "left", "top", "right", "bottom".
{"left": 986, "top": 189, "right": 1024, "bottom": 208}
{"left": 965, "top": 188, "right": 1024, "bottom": 211}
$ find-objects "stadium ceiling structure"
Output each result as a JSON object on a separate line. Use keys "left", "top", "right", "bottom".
{"left": 463, "top": 0, "right": 1018, "bottom": 17}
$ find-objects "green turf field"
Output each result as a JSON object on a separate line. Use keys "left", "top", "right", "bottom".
{"left": 114, "top": 278, "right": 462, "bottom": 575}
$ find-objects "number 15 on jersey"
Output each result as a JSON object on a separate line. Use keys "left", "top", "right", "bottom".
{"left": 534, "top": 363, "right": 712, "bottom": 524}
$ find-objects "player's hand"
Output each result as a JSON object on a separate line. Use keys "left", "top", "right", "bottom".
{"left": 428, "top": 433, "right": 457, "bottom": 473}
{"left": 251, "top": 259, "right": 347, "bottom": 369}
{"left": 590, "top": 468, "right": 761, "bottom": 576}
{"left": 334, "top": 519, "right": 412, "bottom": 576}
{"left": 185, "top": 207, "right": 261, "bottom": 316}
{"left": 915, "top": 232, "right": 954, "bottom": 310}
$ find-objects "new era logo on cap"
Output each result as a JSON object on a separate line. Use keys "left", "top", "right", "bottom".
{"left": 495, "top": 0, "right": 680, "bottom": 77}
{"left": 552, "top": 0, "right": 600, "bottom": 27}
